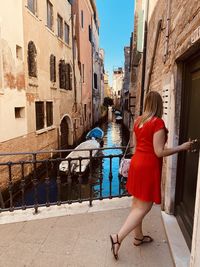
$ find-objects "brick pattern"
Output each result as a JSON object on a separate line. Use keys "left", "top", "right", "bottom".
{"left": 130, "top": 0, "right": 200, "bottom": 211}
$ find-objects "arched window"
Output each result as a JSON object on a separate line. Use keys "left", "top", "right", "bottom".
{"left": 28, "top": 41, "right": 37, "bottom": 77}
{"left": 50, "top": 54, "right": 56, "bottom": 82}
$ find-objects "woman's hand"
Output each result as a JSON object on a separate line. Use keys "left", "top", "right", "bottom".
{"left": 179, "top": 140, "right": 193, "bottom": 151}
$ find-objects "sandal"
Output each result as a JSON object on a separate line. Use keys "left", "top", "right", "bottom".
{"left": 133, "top": 235, "right": 153, "bottom": 246}
{"left": 110, "top": 234, "right": 121, "bottom": 260}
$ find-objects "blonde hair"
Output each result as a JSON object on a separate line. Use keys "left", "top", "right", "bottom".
{"left": 139, "top": 91, "right": 163, "bottom": 127}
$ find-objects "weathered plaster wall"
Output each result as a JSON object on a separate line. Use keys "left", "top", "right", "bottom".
{"left": 0, "top": 0, "right": 27, "bottom": 142}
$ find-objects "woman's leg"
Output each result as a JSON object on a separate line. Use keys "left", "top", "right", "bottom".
{"left": 110, "top": 198, "right": 153, "bottom": 256}
{"left": 132, "top": 199, "right": 143, "bottom": 241}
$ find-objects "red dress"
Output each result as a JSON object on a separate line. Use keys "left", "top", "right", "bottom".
{"left": 126, "top": 116, "right": 167, "bottom": 204}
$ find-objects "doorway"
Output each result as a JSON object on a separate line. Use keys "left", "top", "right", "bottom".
{"left": 60, "top": 117, "right": 69, "bottom": 149}
{"left": 176, "top": 54, "right": 200, "bottom": 249}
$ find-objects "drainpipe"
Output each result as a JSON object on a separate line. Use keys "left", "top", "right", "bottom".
{"left": 140, "top": 0, "right": 149, "bottom": 115}
{"left": 91, "top": 15, "right": 94, "bottom": 127}
{"left": 163, "top": 0, "right": 171, "bottom": 63}
{"left": 145, "top": 18, "right": 162, "bottom": 94}
{"left": 71, "top": 3, "right": 77, "bottom": 112}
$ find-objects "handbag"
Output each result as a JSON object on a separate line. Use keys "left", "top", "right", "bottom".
{"left": 119, "top": 139, "right": 131, "bottom": 177}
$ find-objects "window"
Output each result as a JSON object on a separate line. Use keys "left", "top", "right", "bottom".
{"left": 28, "top": 41, "right": 37, "bottom": 77}
{"left": 35, "top": 101, "right": 44, "bottom": 130}
{"left": 46, "top": 102, "right": 53, "bottom": 127}
{"left": 89, "top": 25, "right": 92, "bottom": 42}
{"left": 81, "top": 10, "right": 84, "bottom": 28}
{"left": 66, "top": 64, "right": 72, "bottom": 90}
{"left": 27, "top": 0, "right": 37, "bottom": 14}
{"left": 50, "top": 54, "right": 56, "bottom": 82}
{"left": 16, "top": 45, "right": 23, "bottom": 60}
{"left": 47, "top": 0, "right": 53, "bottom": 30}
{"left": 15, "top": 107, "right": 25, "bottom": 118}
{"left": 64, "top": 22, "right": 70, "bottom": 44}
{"left": 59, "top": 60, "right": 72, "bottom": 90}
{"left": 124, "top": 99, "right": 129, "bottom": 111}
{"left": 35, "top": 101, "right": 53, "bottom": 130}
{"left": 57, "top": 14, "right": 63, "bottom": 39}
{"left": 94, "top": 73, "right": 97, "bottom": 89}
{"left": 59, "top": 60, "right": 65, "bottom": 89}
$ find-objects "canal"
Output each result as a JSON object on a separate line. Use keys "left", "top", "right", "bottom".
{"left": 12, "top": 110, "right": 130, "bottom": 207}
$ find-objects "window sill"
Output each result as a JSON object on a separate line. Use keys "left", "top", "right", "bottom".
{"left": 50, "top": 84, "right": 57, "bottom": 90}
{"left": 59, "top": 88, "right": 73, "bottom": 93}
{"left": 25, "top": 6, "right": 41, "bottom": 22}
{"left": 36, "top": 126, "right": 56, "bottom": 135}
{"left": 45, "top": 26, "right": 55, "bottom": 36}
{"left": 28, "top": 76, "right": 38, "bottom": 87}
{"left": 57, "top": 36, "right": 71, "bottom": 49}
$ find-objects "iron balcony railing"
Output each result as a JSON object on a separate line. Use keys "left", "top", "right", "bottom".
{"left": 0, "top": 146, "right": 132, "bottom": 214}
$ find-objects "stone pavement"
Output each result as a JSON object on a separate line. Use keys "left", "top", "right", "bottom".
{"left": 0, "top": 198, "right": 174, "bottom": 267}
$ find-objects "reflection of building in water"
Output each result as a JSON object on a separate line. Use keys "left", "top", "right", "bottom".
{"left": 108, "top": 106, "right": 113, "bottom": 122}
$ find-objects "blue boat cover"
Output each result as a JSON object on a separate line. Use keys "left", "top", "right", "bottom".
{"left": 86, "top": 127, "right": 104, "bottom": 139}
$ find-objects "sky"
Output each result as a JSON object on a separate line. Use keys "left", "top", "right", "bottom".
{"left": 96, "top": 0, "right": 134, "bottom": 85}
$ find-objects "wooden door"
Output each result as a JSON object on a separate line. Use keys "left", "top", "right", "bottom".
{"left": 176, "top": 55, "right": 200, "bottom": 249}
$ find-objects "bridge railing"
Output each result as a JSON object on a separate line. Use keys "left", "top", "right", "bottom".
{"left": 0, "top": 147, "right": 132, "bottom": 213}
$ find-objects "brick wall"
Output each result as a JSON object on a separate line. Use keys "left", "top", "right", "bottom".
{"left": 131, "top": 0, "right": 200, "bottom": 214}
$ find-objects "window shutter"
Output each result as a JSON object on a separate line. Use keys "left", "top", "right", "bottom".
{"left": 59, "top": 60, "right": 65, "bottom": 89}
{"left": 28, "top": 41, "right": 37, "bottom": 77}
{"left": 50, "top": 55, "right": 56, "bottom": 82}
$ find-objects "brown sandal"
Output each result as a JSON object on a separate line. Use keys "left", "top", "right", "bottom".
{"left": 133, "top": 235, "right": 153, "bottom": 246}
{"left": 110, "top": 234, "right": 121, "bottom": 260}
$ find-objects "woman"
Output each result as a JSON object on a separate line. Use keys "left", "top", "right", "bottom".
{"left": 110, "top": 91, "right": 192, "bottom": 260}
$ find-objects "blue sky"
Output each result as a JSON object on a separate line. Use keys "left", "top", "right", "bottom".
{"left": 96, "top": 0, "right": 134, "bottom": 85}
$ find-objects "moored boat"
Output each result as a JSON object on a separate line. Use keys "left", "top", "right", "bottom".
{"left": 114, "top": 110, "right": 121, "bottom": 116}
{"left": 86, "top": 127, "right": 104, "bottom": 141}
{"left": 59, "top": 139, "right": 100, "bottom": 174}
{"left": 115, "top": 115, "right": 123, "bottom": 123}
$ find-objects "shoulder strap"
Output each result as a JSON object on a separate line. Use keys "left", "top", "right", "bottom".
{"left": 123, "top": 138, "right": 130, "bottom": 159}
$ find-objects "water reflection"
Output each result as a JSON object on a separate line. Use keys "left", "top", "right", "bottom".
{"left": 94, "top": 117, "right": 129, "bottom": 197}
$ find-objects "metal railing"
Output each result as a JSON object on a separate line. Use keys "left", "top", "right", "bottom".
{"left": 0, "top": 146, "right": 131, "bottom": 213}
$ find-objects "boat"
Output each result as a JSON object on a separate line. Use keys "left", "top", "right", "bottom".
{"left": 86, "top": 127, "right": 104, "bottom": 141}
{"left": 59, "top": 139, "right": 100, "bottom": 174}
{"left": 115, "top": 110, "right": 121, "bottom": 116}
{"left": 115, "top": 115, "right": 123, "bottom": 123}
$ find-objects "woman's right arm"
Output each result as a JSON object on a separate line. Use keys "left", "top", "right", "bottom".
{"left": 153, "top": 129, "right": 192, "bottom": 158}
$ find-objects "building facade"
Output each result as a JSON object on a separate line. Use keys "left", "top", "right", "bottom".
{"left": 0, "top": 0, "right": 84, "bottom": 189}
{"left": 122, "top": 46, "right": 131, "bottom": 130}
{"left": 112, "top": 67, "right": 123, "bottom": 110}
{"left": 130, "top": 0, "right": 200, "bottom": 265}
{"left": 73, "top": 0, "right": 93, "bottom": 131}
